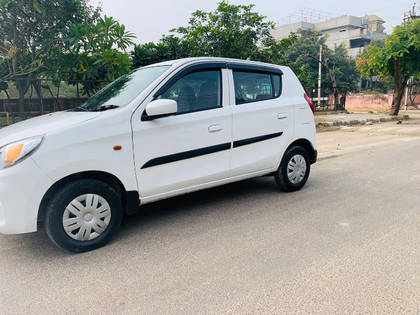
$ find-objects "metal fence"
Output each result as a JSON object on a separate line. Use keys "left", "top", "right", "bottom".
{"left": 304, "top": 86, "right": 348, "bottom": 112}
{"left": 405, "top": 78, "right": 420, "bottom": 110}
{"left": 0, "top": 78, "right": 111, "bottom": 127}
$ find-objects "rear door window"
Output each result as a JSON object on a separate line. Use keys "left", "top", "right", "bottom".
{"left": 233, "top": 71, "right": 282, "bottom": 105}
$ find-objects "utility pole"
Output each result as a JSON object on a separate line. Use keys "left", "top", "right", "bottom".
{"left": 405, "top": 77, "right": 412, "bottom": 110}
{"left": 317, "top": 45, "right": 323, "bottom": 107}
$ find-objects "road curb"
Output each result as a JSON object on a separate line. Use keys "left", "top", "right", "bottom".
{"left": 316, "top": 115, "right": 410, "bottom": 128}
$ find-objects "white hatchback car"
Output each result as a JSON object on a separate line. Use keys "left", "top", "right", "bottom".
{"left": 0, "top": 57, "right": 317, "bottom": 252}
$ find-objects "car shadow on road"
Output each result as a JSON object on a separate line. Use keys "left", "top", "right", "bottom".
{"left": 116, "top": 176, "right": 285, "bottom": 239}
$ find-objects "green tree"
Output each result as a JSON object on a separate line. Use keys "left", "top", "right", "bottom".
{"left": 131, "top": 1, "right": 274, "bottom": 67}
{"left": 56, "top": 16, "right": 135, "bottom": 96}
{"left": 357, "top": 20, "right": 420, "bottom": 115}
{"left": 319, "top": 44, "right": 360, "bottom": 107}
{"left": 0, "top": 0, "right": 99, "bottom": 111}
{"left": 324, "top": 45, "right": 359, "bottom": 91}
{"left": 280, "top": 30, "right": 359, "bottom": 91}
{"left": 358, "top": 39, "right": 394, "bottom": 93}
{"left": 172, "top": 1, "right": 273, "bottom": 59}
{"left": 0, "top": 59, "right": 9, "bottom": 98}
{"left": 278, "top": 30, "right": 325, "bottom": 87}
{"left": 258, "top": 34, "right": 297, "bottom": 65}
{"left": 273, "top": 29, "right": 359, "bottom": 108}
{"left": 132, "top": 35, "right": 188, "bottom": 68}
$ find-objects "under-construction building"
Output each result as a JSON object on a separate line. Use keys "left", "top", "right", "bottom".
{"left": 271, "top": 9, "right": 387, "bottom": 58}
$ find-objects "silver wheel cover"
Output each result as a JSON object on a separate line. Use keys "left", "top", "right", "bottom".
{"left": 62, "top": 194, "right": 112, "bottom": 241}
{"left": 287, "top": 154, "right": 307, "bottom": 184}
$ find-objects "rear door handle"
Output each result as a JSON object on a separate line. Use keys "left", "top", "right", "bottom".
{"left": 208, "top": 124, "right": 223, "bottom": 133}
{"left": 277, "top": 113, "right": 288, "bottom": 120}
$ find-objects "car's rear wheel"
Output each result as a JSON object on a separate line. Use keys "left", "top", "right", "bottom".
{"left": 45, "top": 179, "right": 123, "bottom": 253}
{"left": 275, "top": 146, "right": 311, "bottom": 192}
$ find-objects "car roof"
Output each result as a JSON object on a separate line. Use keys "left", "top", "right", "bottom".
{"left": 144, "top": 57, "right": 284, "bottom": 70}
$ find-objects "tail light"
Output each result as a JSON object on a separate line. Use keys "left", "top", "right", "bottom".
{"left": 304, "top": 93, "right": 315, "bottom": 114}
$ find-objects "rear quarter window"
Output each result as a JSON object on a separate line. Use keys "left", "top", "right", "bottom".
{"left": 272, "top": 74, "right": 282, "bottom": 98}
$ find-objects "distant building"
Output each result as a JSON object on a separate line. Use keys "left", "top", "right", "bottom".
{"left": 271, "top": 15, "right": 387, "bottom": 58}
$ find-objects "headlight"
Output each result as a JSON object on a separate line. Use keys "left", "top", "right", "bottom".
{"left": 0, "top": 136, "right": 44, "bottom": 170}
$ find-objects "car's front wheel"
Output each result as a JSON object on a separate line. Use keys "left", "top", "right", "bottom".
{"left": 45, "top": 179, "right": 123, "bottom": 253}
{"left": 275, "top": 146, "right": 311, "bottom": 192}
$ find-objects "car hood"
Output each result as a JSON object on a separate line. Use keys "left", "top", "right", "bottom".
{"left": 0, "top": 111, "right": 101, "bottom": 147}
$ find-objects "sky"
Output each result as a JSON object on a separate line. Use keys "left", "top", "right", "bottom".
{"left": 91, "top": 0, "right": 415, "bottom": 44}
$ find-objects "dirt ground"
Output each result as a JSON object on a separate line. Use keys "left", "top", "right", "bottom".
{"left": 317, "top": 119, "right": 420, "bottom": 160}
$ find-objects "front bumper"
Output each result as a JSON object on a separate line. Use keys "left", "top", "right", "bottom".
{"left": 0, "top": 158, "right": 52, "bottom": 234}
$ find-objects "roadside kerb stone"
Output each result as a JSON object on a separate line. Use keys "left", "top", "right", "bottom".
{"left": 317, "top": 115, "right": 410, "bottom": 129}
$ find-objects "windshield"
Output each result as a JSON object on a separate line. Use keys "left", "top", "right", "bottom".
{"left": 79, "top": 65, "right": 171, "bottom": 111}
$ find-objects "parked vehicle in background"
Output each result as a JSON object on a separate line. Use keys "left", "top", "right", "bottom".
{"left": 0, "top": 57, "right": 317, "bottom": 252}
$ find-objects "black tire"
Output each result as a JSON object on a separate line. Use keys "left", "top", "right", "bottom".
{"left": 45, "top": 179, "right": 123, "bottom": 253}
{"left": 275, "top": 146, "right": 311, "bottom": 192}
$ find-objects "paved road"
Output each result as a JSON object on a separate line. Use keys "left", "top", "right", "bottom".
{"left": 1, "top": 122, "right": 419, "bottom": 314}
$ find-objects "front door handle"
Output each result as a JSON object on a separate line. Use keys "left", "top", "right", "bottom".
{"left": 277, "top": 113, "right": 288, "bottom": 120}
{"left": 208, "top": 124, "right": 223, "bottom": 133}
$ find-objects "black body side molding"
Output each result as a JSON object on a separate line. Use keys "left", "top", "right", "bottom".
{"left": 141, "top": 132, "right": 283, "bottom": 169}
{"left": 233, "top": 132, "right": 283, "bottom": 148}
{"left": 141, "top": 143, "right": 231, "bottom": 169}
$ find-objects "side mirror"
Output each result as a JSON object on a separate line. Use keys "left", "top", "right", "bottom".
{"left": 143, "top": 99, "right": 177, "bottom": 121}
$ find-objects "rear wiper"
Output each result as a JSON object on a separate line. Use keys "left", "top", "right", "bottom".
{"left": 92, "top": 105, "right": 120, "bottom": 112}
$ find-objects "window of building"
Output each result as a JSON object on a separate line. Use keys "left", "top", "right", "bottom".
{"left": 233, "top": 71, "right": 282, "bottom": 105}
{"left": 350, "top": 38, "right": 371, "bottom": 49}
{"left": 158, "top": 70, "right": 222, "bottom": 114}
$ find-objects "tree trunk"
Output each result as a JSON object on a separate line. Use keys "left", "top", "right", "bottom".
{"left": 390, "top": 79, "right": 408, "bottom": 116}
{"left": 390, "top": 58, "right": 409, "bottom": 116}
{"left": 32, "top": 80, "right": 41, "bottom": 98}
{"left": 333, "top": 87, "right": 339, "bottom": 110}
{"left": 55, "top": 82, "right": 61, "bottom": 111}
{"left": 17, "top": 84, "right": 26, "bottom": 113}
{"left": 328, "top": 69, "right": 339, "bottom": 110}
{"left": 15, "top": 78, "right": 32, "bottom": 113}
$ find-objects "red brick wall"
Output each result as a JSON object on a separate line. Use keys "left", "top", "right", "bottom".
{"left": 345, "top": 94, "right": 394, "bottom": 111}
{"left": 345, "top": 94, "right": 420, "bottom": 111}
